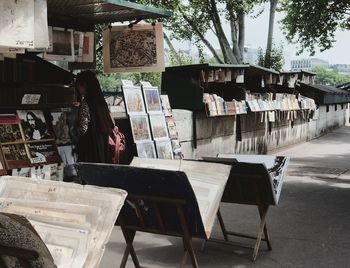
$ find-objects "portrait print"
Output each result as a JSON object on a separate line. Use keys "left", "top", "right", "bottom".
{"left": 17, "top": 110, "right": 53, "bottom": 141}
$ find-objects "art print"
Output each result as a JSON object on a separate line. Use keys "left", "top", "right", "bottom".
{"left": 136, "top": 141, "right": 157, "bottom": 159}
{"left": 103, "top": 23, "right": 165, "bottom": 73}
{"left": 155, "top": 140, "right": 174, "bottom": 160}
{"left": 129, "top": 115, "right": 151, "bottom": 142}
{"left": 45, "top": 27, "right": 74, "bottom": 62}
{"left": 123, "top": 86, "right": 146, "bottom": 115}
{"left": 143, "top": 86, "right": 162, "bottom": 114}
{"left": 17, "top": 110, "right": 53, "bottom": 141}
{"left": 51, "top": 112, "right": 72, "bottom": 145}
{"left": 149, "top": 114, "right": 169, "bottom": 140}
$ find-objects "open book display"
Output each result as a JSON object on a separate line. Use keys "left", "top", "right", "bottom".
{"left": 76, "top": 158, "right": 231, "bottom": 267}
{"left": 214, "top": 153, "right": 290, "bottom": 205}
{"left": 0, "top": 176, "right": 127, "bottom": 268}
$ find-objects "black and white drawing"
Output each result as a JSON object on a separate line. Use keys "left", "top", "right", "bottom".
{"left": 17, "top": 110, "right": 53, "bottom": 141}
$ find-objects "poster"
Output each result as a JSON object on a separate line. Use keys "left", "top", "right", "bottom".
{"left": 17, "top": 110, "right": 53, "bottom": 141}
{"left": 33, "top": 0, "right": 49, "bottom": 49}
{"left": 0, "top": 0, "right": 35, "bottom": 48}
{"left": 103, "top": 23, "right": 165, "bottom": 73}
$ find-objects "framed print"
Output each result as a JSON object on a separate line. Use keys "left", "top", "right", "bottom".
{"left": 129, "top": 115, "right": 151, "bottom": 142}
{"left": 149, "top": 114, "right": 169, "bottom": 140}
{"left": 44, "top": 27, "right": 74, "bottom": 62}
{"left": 155, "top": 140, "right": 174, "bottom": 160}
{"left": 160, "top": 95, "right": 172, "bottom": 116}
{"left": 27, "top": 141, "right": 61, "bottom": 164}
{"left": 103, "top": 23, "right": 165, "bottom": 73}
{"left": 17, "top": 110, "right": 53, "bottom": 141}
{"left": 142, "top": 86, "right": 162, "bottom": 114}
{"left": 123, "top": 86, "right": 146, "bottom": 115}
{"left": 136, "top": 141, "right": 157, "bottom": 159}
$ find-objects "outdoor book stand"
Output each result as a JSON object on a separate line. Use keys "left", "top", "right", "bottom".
{"left": 202, "top": 155, "right": 288, "bottom": 261}
{"left": 77, "top": 163, "right": 212, "bottom": 268}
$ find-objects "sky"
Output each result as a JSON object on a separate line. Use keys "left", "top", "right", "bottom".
{"left": 169, "top": 3, "right": 350, "bottom": 67}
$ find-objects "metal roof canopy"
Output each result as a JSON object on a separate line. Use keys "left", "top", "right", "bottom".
{"left": 47, "top": 0, "right": 172, "bottom": 30}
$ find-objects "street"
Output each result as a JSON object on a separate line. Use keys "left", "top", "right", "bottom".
{"left": 101, "top": 127, "right": 350, "bottom": 268}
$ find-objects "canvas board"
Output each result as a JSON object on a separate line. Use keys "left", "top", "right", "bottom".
{"left": 123, "top": 86, "right": 146, "bottom": 115}
{"left": 136, "top": 141, "right": 157, "bottom": 158}
{"left": 129, "top": 115, "right": 152, "bottom": 142}
{"left": 149, "top": 114, "right": 169, "bottom": 140}
{"left": 45, "top": 27, "right": 74, "bottom": 62}
{"left": 142, "top": 86, "right": 162, "bottom": 114}
{"left": 103, "top": 23, "right": 165, "bottom": 73}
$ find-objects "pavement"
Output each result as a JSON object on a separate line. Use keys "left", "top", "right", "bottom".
{"left": 100, "top": 127, "right": 350, "bottom": 268}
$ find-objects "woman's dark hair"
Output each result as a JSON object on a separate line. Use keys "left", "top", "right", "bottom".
{"left": 76, "top": 70, "right": 114, "bottom": 134}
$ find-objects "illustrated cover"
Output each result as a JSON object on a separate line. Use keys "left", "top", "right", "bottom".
{"left": 17, "top": 110, "right": 53, "bottom": 141}
{"left": 136, "top": 141, "right": 157, "bottom": 159}
{"left": 149, "top": 114, "right": 169, "bottom": 140}
{"left": 155, "top": 140, "right": 174, "bottom": 160}
{"left": 142, "top": 86, "right": 162, "bottom": 114}
{"left": 27, "top": 142, "right": 61, "bottom": 164}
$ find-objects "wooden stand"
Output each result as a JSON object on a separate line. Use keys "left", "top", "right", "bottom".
{"left": 118, "top": 194, "right": 199, "bottom": 268}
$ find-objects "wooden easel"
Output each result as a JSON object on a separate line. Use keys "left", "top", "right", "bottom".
{"left": 118, "top": 194, "right": 200, "bottom": 268}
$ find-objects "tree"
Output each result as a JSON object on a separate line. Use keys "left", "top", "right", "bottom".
{"left": 265, "top": 0, "right": 278, "bottom": 68}
{"left": 257, "top": 43, "right": 285, "bottom": 71}
{"left": 280, "top": 1, "right": 350, "bottom": 55}
{"left": 134, "top": 0, "right": 265, "bottom": 64}
{"left": 312, "top": 66, "right": 350, "bottom": 86}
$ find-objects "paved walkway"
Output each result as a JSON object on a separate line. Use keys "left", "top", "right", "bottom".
{"left": 101, "top": 127, "right": 350, "bottom": 268}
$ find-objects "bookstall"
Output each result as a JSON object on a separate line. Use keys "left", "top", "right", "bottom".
{"left": 0, "top": 0, "right": 172, "bottom": 179}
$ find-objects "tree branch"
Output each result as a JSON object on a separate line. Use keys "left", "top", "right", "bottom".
{"left": 163, "top": 32, "right": 182, "bottom": 65}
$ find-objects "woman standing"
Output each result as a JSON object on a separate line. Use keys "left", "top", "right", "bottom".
{"left": 75, "top": 70, "right": 114, "bottom": 163}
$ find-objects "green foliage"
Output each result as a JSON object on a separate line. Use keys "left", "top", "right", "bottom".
{"left": 256, "top": 44, "right": 285, "bottom": 71}
{"left": 312, "top": 67, "right": 350, "bottom": 86}
{"left": 280, "top": 0, "right": 350, "bottom": 55}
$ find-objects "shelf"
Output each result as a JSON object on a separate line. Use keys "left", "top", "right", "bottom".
{"left": 0, "top": 103, "right": 79, "bottom": 111}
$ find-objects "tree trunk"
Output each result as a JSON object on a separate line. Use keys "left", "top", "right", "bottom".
{"left": 230, "top": 18, "right": 243, "bottom": 64}
{"left": 181, "top": 12, "right": 224, "bottom": 64}
{"left": 238, "top": 11, "right": 245, "bottom": 62}
{"left": 163, "top": 32, "right": 182, "bottom": 65}
{"left": 265, "top": 0, "right": 278, "bottom": 68}
{"left": 209, "top": 0, "right": 238, "bottom": 64}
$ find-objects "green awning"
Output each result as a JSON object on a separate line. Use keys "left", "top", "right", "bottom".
{"left": 48, "top": 0, "right": 172, "bottom": 25}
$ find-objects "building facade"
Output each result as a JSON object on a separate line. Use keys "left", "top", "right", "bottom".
{"left": 291, "top": 58, "right": 329, "bottom": 71}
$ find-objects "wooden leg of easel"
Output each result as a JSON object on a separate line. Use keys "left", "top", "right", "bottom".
{"left": 252, "top": 205, "right": 269, "bottom": 262}
{"left": 176, "top": 204, "right": 199, "bottom": 268}
{"left": 258, "top": 205, "right": 272, "bottom": 251}
{"left": 217, "top": 209, "right": 229, "bottom": 241}
{"left": 120, "top": 228, "right": 140, "bottom": 268}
